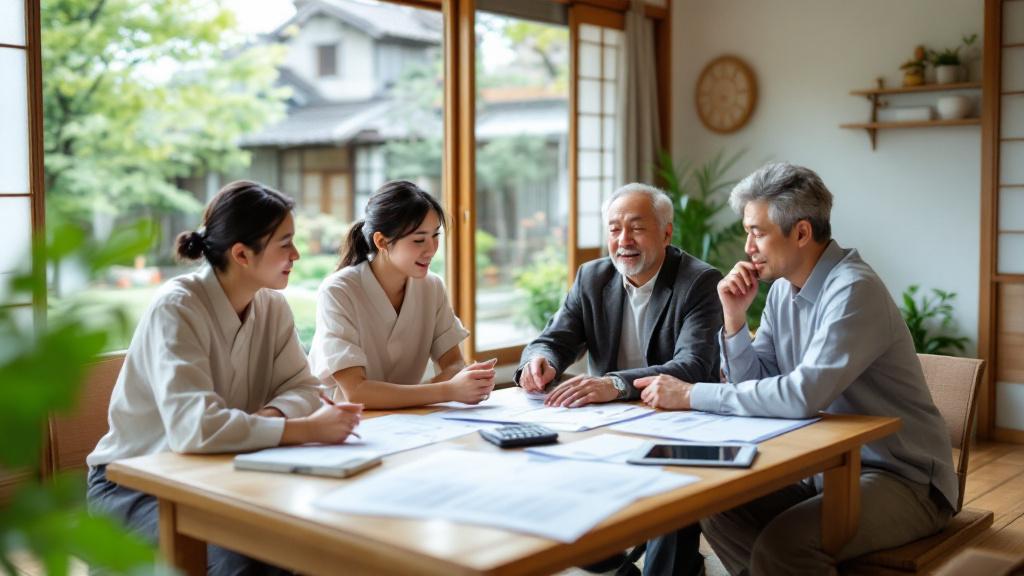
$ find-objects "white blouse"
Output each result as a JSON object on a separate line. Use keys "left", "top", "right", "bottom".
{"left": 87, "top": 265, "right": 321, "bottom": 466}
{"left": 308, "top": 261, "right": 469, "bottom": 387}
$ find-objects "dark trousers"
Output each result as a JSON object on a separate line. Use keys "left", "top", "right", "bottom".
{"left": 644, "top": 523, "right": 703, "bottom": 576}
{"left": 87, "top": 465, "right": 291, "bottom": 576}
{"left": 589, "top": 522, "right": 703, "bottom": 576}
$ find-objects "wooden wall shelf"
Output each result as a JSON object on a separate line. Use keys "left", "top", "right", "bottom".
{"left": 841, "top": 78, "right": 982, "bottom": 149}
{"left": 849, "top": 82, "right": 981, "bottom": 96}
{"left": 840, "top": 118, "right": 981, "bottom": 130}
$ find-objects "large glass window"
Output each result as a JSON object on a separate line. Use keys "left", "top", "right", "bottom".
{"left": 44, "top": 0, "right": 444, "bottom": 350}
{"left": 473, "top": 11, "right": 569, "bottom": 354}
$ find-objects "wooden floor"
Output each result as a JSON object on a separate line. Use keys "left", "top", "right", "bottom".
{"left": 13, "top": 441, "right": 1024, "bottom": 575}
{"left": 946, "top": 441, "right": 1024, "bottom": 560}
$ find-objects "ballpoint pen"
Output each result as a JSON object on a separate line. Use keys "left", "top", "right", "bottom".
{"left": 317, "top": 387, "right": 362, "bottom": 440}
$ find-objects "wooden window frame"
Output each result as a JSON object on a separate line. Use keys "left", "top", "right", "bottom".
{"left": 407, "top": 0, "right": 672, "bottom": 363}
{"left": 980, "top": 0, "right": 1024, "bottom": 443}
{"left": 3, "top": 0, "right": 47, "bottom": 493}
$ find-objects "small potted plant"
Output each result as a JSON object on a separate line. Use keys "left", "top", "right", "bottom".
{"left": 928, "top": 34, "right": 978, "bottom": 84}
{"left": 900, "top": 45, "right": 927, "bottom": 87}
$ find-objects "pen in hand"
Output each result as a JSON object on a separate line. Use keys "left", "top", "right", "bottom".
{"left": 318, "top": 389, "right": 362, "bottom": 440}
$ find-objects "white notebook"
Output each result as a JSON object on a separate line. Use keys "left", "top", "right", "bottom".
{"left": 233, "top": 445, "right": 382, "bottom": 478}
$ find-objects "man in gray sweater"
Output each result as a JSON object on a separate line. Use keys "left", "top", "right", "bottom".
{"left": 635, "top": 162, "right": 957, "bottom": 575}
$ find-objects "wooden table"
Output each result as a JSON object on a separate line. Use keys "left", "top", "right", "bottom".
{"left": 107, "top": 393, "right": 900, "bottom": 576}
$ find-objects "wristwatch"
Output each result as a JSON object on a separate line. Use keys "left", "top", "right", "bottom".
{"left": 607, "top": 375, "right": 629, "bottom": 400}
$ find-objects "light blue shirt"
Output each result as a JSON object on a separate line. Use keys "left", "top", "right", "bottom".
{"left": 691, "top": 240, "right": 958, "bottom": 509}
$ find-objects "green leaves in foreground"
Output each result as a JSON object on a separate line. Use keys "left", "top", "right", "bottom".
{"left": 0, "top": 475, "right": 159, "bottom": 576}
{"left": 0, "top": 220, "right": 166, "bottom": 574}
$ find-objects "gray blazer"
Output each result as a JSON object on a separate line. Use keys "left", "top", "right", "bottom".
{"left": 516, "top": 246, "right": 724, "bottom": 400}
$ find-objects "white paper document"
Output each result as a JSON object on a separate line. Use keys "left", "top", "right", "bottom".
{"left": 319, "top": 449, "right": 698, "bottom": 542}
{"left": 610, "top": 411, "right": 818, "bottom": 443}
{"left": 440, "top": 389, "right": 653, "bottom": 431}
{"left": 235, "top": 414, "right": 490, "bottom": 469}
{"left": 525, "top": 433, "right": 646, "bottom": 464}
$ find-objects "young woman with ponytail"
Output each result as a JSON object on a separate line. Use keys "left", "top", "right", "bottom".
{"left": 87, "top": 180, "right": 362, "bottom": 575}
{"left": 308, "top": 180, "right": 496, "bottom": 409}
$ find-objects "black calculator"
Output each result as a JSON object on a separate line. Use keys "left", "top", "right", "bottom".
{"left": 479, "top": 424, "right": 559, "bottom": 448}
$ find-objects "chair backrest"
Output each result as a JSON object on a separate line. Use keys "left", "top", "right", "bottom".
{"left": 47, "top": 352, "right": 125, "bottom": 473}
{"left": 917, "top": 353, "right": 986, "bottom": 513}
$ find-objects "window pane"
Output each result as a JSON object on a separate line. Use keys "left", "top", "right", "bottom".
{"left": 999, "top": 233, "right": 1024, "bottom": 274}
{"left": 578, "top": 179, "right": 601, "bottom": 212}
{"left": 303, "top": 173, "right": 323, "bottom": 214}
{"left": 579, "top": 79, "right": 601, "bottom": 114}
{"left": 579, "top": 115, "right": 600, "bottom": 147}
{"left": 1003, "top": 95, "right": 1024, "bottom": 139}
{"left": 475, "top": 11, "right": 568, "bottom": 351}
{"left": 1006, "top": 1, "right": 1024, "bottom": 45}
{"left": 1000, "top": 188, "right": 1024, "bottom": 231}
{"left": 0, "top": 48, "right": 28, "bottom": 194}
{"left": 603, "top": 79, "right": 617, "bottom": 112}
{"left": 0, "top": 197, "right": 30, "bottom": 305}
{"left": 579, "top": 42, "right": 600, "bottom": 77}
{"left": 579, "top": 24, "right": 600, "bottom": 43}
{"left": 577, "top": 213, "right": 601, "bottom": 248}
{"left": 579, "top": 150, "right": 601, "bottom": 178}
{"left": 603, "top": 45, "right": 619, "bottom": 79}
{"left": 1004, "top": 48, "right": 1024, "bottom": 93}
{"left": 0, "top": 0, "right": 25, "bottom": 45}
{"left": 1001, "top": 141, "right": 1024, "bottom": 184}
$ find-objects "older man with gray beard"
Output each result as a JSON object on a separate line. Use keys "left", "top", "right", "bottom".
{"left": 515, "top": 183, "right": 723, "bottom": 576}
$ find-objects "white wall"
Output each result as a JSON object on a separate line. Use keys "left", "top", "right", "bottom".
{"left": 284, "top": 15, "right": 376, "bottom": 101}
{"left": 672, "top": 0, "right": 983, "bottom": 353}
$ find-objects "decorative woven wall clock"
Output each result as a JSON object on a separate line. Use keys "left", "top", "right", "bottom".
{"left": 696, "top": 55, "right": 758, "bottom": 134}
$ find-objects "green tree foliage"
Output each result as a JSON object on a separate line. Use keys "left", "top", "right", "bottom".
{"left": 1, "top": 222, "right": 165, "bottom": 574}
{"left": 900, "top": 285, "right": 970, "bottom": 355}
{"left": 42, "top": 0, "right": 289, "bottom": 229}
{"left": 501, "top": 21, "right": 569, "bottom": 90}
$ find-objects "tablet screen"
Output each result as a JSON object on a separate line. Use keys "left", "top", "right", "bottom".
{"left": 643, "top": 444, "right": 743, "bottom": 461}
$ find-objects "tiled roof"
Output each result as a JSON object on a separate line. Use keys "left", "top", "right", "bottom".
{"left": 239, "top": 97, "right": 567, "bottom": 148}
{"left": 276, "top": 0, "right": 441, "bottom": 45}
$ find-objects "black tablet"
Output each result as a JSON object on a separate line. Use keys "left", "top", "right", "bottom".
{"left": 627, "top": 442, "right": 757, "bottom": 468}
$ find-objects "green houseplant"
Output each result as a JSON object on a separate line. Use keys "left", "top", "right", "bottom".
{"left": 0, "top": 222, "right": 163, "bottom": 575}
{"left": 928, "top": 33, "right": 977, "bottom": 84}
{"left": 657, "top": 150, "right": 769, "bottom": 330}
{"left": 899, "top": 285, "right": 969, "bottom": 356}
{"left": 515, "top": 247, "right": 568, "bottom": 331}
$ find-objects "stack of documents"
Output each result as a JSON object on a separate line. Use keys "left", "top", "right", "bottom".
{"left": 439, "top": 390, "right": 652, "bottom": 431}
{"left": 319, "top": 449, "right": 698, "bottom": 542}
{"left": 525, "top": 433, "right": 646, "bottom": 464}
{"left": 235, "top": 414, "right": 493, "bottom": 471}
{"left": 610, "top": 411, "right": 818, "bottom": 443}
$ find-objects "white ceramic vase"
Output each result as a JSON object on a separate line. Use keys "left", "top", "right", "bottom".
{"left": 935, "top": 65, "right": 960, "bottom": 84}
{"left": 937, "top": 96, "right": 972, "bottom": 120}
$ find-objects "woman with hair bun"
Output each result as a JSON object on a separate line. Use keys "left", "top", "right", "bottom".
{"left": 87, "top": 180, "right": 362, "bottom": 575}
{"left": 308, "top": 180, "right": 495, "bottom": 409}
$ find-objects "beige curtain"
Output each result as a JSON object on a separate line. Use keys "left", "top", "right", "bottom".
{"left": 618, "top": 0, "right": 661, "bottom": 184}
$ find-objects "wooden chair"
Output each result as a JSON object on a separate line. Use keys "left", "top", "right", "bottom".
{"left": 47, "top": 353, "right": 125, "bottom": 473}
{"left": 844, "top": 354, "right": 993, "bottom": 575}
